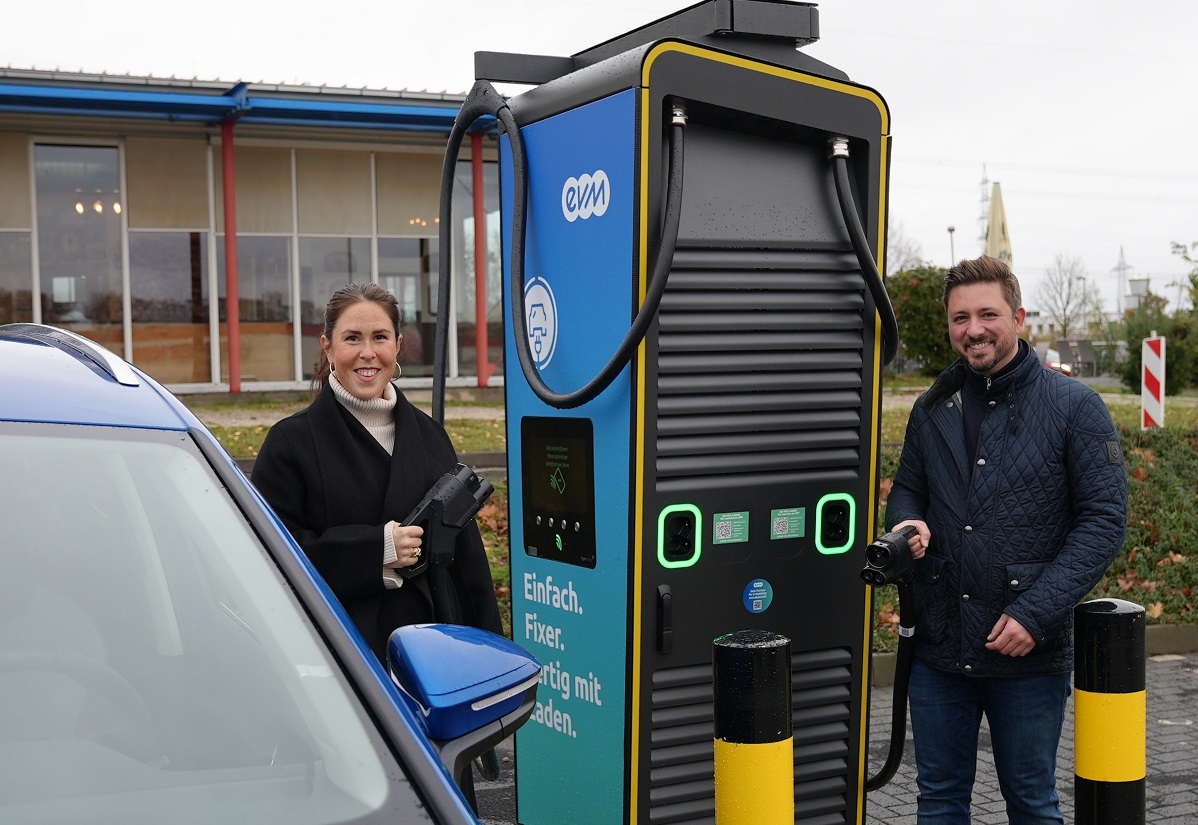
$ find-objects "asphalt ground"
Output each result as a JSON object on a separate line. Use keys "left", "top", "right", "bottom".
{"left": 475, "top": 651, "right": 1198, "bottom": 825}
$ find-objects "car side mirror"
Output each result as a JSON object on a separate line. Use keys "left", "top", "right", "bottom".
{"left": 387, "top": 623, "right": 540, "bottom": 782}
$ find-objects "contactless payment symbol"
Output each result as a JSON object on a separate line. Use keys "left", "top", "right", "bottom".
{"left": 524, "top": 276, "right": 558, "bottom": 369}
{"left": 743, "top": 579, "right": 773, "bottom": 614}
{"left": 549, "top": 466, "right": 566, "bottom": 494}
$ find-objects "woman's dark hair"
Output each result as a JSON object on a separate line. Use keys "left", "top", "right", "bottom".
{"left": 942, "top": 256, "right": 1022, "bottom": 314}
{"left": 312, "top": 282, "right": 402, "bottom": 391}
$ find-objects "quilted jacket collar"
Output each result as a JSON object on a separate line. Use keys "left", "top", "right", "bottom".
{"left": 922, "top": 339, "right": 1037, "bottom": 411}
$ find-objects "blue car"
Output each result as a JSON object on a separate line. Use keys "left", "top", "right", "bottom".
{"left": 0, "top": 324, "right": 538, "bottom": 824}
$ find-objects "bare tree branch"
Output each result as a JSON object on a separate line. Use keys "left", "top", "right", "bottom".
{"left": 1034, "top": 253, "right": 1092, "bottom": 339}
{"left": 885, "top": 221, "right": 925, "bottom": 276}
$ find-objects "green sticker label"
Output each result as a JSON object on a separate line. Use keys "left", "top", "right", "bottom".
{"left": 713, "top": 511, "right": 749, "bottom": 545}
{"left": 770, "top": 507, "right": 805, "bottom": 540}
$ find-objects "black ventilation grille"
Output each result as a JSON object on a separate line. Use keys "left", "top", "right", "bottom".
{"left": 647, "top": 647, "right": 856, "bottom": 825}
{"left": 653, "top": 247, "right": 867, "bottom": 496}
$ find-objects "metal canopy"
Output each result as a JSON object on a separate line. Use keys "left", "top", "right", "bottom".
{"left": 0, "top": 78, "right": 463, "bottom": 132}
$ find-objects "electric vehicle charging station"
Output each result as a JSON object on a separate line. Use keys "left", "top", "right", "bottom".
{"left": 452, "top": 2, "right": 895, "bottom": 823}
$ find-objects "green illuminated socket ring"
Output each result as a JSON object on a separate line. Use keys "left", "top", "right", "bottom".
{"left": 658, "top": 504, "right": 702, "bottom": 568}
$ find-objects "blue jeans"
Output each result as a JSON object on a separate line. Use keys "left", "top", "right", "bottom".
{"left": 908, "top": 658, "right": 1071, "bottom": 825}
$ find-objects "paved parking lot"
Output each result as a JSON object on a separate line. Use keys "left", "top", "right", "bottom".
{"left": 862, "top": 652, "right": 1198, "bottom": 824}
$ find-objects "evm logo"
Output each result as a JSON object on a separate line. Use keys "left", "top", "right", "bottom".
{"left": 561, "top": 171, "right": 611, "bottom": 222}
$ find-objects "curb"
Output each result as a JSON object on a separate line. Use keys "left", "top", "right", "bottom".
{"left": 459, "top": 451, "right": 508, "bottom": 476}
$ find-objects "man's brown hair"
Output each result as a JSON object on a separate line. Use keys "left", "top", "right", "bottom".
{"left": 942, "top": 256, "right": 1022, "bottom": 313}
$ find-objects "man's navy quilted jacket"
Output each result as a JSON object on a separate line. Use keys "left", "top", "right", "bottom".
{"left": 887, "top": 348, "right": 1129, "bottom": 677}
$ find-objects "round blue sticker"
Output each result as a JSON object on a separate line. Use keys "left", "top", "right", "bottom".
{"left": 743, "top": 579, "right": 773, "bottom": 614}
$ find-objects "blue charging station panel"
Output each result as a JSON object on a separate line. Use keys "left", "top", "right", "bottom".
{"left": 503, "top": 88, "right": 638, "bottom": 820}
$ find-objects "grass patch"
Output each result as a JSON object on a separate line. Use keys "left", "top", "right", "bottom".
{"left": 206, "top": 417, "right": 505, "bottom": 459}
{"left": 1098, "top": 426, "right": 1198, "bottom": 626}
{"left": 1107, "top": 397, "right": 1198, "bottom": 429}
{"left": 446, "top": 418, "right": 507, "bottom": 454}
{"left": 190, "top": 394, "right": 308, "bottom": 412}
{"left": 476, "top": 481, "right": 512, "bottom": 638}
{"left": 208, "top": 425, "right": 270, "bottom": 458}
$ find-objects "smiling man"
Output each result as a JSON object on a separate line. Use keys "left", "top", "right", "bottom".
{"left": 885, "top": 256, "right": 1129, "bottom": 824}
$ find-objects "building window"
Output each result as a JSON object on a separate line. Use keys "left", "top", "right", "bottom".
{"left": 0, "top": 232, "right": 33, "bottom": 323}
{"left": 34, "top": 144, "right": 124, "bottom": 355}
{"left": 452, "top": 158, "right": 502, "bottom": 381}
{"left": 129, "top": 231, "right": 211, "bottom": 384}
{"left": 16, "top": 136, "right": 500, "bottom": 388}
{"left": 216, "top": 235, "right": 293, "bottom": 382}
{"left": 379, "top": 237, "right": 437, "bottom": 378}
{"left": 298, "top": 236, "right": 371, "bottom": 379}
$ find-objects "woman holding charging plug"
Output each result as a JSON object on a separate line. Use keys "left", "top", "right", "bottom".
{"left": 252, "top": 282, "right": 501, "bottom": 661}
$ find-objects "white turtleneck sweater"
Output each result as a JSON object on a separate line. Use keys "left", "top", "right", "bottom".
{"left": 329, "top": 374, "right": 405, "bottom": 589}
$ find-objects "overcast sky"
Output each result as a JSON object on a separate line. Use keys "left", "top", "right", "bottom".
{"left": 8, "top": 0, "right": 1196, "bottom": 315}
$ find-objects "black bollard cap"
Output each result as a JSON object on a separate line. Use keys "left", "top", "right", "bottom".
{"left": 1075, "top": 599, "right": 1146, "bottom": 694}
{"left": 712, "top": 630, "right": 792, "bottom": 744}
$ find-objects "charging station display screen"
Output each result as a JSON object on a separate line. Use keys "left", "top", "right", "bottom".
{"left": 521, "top": 417, "right": 596, "bottom": 568}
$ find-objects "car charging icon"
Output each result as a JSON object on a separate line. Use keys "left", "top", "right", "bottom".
{"left": 524, "top": 276, "right": 558, "bottom": 370}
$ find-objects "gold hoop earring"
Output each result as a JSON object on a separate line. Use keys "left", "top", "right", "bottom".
{"left": 394, "top": 360, "right": 402, "bottom": 378}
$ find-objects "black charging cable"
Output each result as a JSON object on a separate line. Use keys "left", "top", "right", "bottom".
{"left": 828, "top": 137, "right": 900, "bottom": 367}
{"left": 433, "top": 81, "right": 688, "bottom": 418}
{"left": 865, "top": 580, "right": 915, "bottom": 791}
{"left": 433, "top": 81, "right": 510, "bottom": 423}
{"left": 509, "top": 105, "right": 686, "bottom": 409}
{"left": 859, "top": 524, "right": 917, "bottom": 791}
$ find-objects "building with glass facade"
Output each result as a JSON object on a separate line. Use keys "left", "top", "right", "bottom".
{"left": 0, "top": 68, "right": 501, "bottom": 391}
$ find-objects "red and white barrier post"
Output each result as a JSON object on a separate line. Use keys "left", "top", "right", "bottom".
{"left": 1141, "top": 333, "right": 1165, "bottom": 430}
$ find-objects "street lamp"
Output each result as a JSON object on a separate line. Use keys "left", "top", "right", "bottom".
{"left": 947, "top": 226, "right": 955, "bottom": 265}
{"left": 1076, "top": 275, "right": 1088, "bottom": 336}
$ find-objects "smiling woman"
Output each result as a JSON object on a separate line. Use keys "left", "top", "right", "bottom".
{"left": 251, "top": 283, "right": 503, "bottom": 665}
{"left": 320, "top": 299, "right": 402, "bottom": 400}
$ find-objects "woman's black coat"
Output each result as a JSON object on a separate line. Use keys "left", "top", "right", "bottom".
{"left": 251, "top": 383, "right": 502, "bottom": 659}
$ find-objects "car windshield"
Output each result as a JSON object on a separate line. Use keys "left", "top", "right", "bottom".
{"left": 0, "top": 424, "right": 405, "bottom": 824}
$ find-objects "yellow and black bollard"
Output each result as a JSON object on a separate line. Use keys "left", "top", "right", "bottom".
{"left": 1074, "top": 598, "right": 1146, "bottom": 825}
{"left": 712, "top": 630, "right": 793, "bottom": 825}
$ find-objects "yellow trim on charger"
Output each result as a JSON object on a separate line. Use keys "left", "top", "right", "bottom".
{"left": 633, "top": 42, "right": 891, "bottom": 825}
{"left": 641, "top": 41, "right": 890, "bottom": 132}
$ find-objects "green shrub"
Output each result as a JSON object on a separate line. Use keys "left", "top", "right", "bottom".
{"left": 885, "top": 266, "right": 957, "bottom": 378}
{"left": 1118, "top": 305, "right": 1198, "bottom": 395}
{"left": 1093, "top": 426, "right": 1198, "bottom": 624}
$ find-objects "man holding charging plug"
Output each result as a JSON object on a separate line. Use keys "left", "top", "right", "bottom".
{"left": 886, "top": 256, "right": 1127, "bottom": 824}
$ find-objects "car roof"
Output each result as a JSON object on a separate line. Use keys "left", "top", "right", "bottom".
{"left": 0, "top": 324, "right": 191, "bottom": 430}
